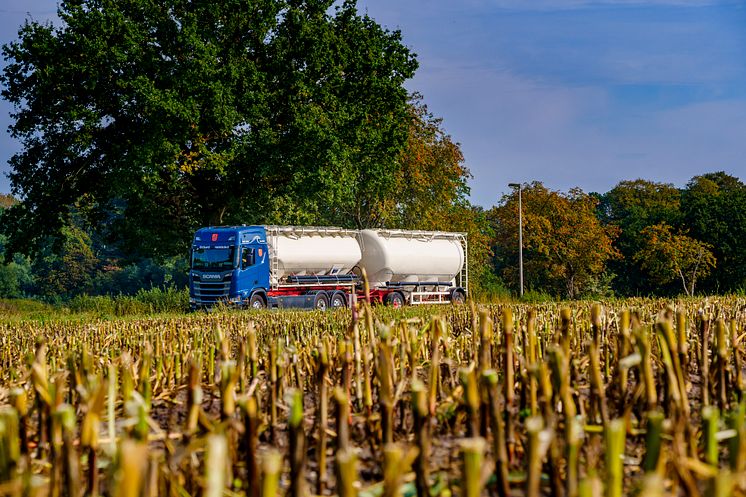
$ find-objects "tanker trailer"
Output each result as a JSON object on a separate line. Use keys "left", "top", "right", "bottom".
{"left": 356, "top": 229, "right": 468, "bottom": 306}
{"left": 189, "top": 225, "right": 467, "bottom": 310}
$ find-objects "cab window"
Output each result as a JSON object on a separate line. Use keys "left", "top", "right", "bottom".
{"left": 241, "top": 247, "right": 255, "bottom": 270}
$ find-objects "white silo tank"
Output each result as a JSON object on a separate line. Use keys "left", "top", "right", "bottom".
{"left": 358, "top": 229, "right": 465, "bottom": 287}
{"left": 267, "top": 226, "right": 362, "bottom": 284}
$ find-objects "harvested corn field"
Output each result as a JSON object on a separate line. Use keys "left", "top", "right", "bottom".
{"left": 0, "top": 298, "right": 745, "bottom": 496}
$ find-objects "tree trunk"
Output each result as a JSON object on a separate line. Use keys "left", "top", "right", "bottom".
{"left": 678, "top": 269, "right": 691, "bottom": 297}
{"left": 688, "top": 248, "right": 705, "bottom": 297}
{"left": 566, "top": 274, "right": 576, "bottom": 299}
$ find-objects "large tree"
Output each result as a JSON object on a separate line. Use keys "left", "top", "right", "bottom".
{"left": 634, "top": 223, "right": 716, "bottom": 296}
{"left": 383, "top": 94, "right": 471, "bottom": 229}
{"left": 33, "top": 221, "right": 98, "bottom": 298}
{"left": 489, "top": 182, "right": 619, "bottom": 299}
{"left": 381, "top": 95, "right": 494, "bottom": 296}
{"left": 680, "top": 172, "right": 746, "bottom": 292}
{"left": 1, "top": 0, "right": 417, "bottom": 258}
{"left": 597, "top": 179, "right": 681, "bottom": 295}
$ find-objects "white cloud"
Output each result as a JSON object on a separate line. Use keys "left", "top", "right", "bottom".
{"left": 408, "top": 61, "right": 746, "bottom": 205}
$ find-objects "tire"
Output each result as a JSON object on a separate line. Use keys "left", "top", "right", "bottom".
{"left": 384, "top": 291, "right": 405, "bottom": 309}
{"left": 313, "top": 292, "right": 329, "bottom": 311}
{"left": 450, "top": 289, "right": 466, "bottom": 305}
{"left": 249, "top": 293, "right": 266, "bottom": 309}
{"left": 329, "top": 291, "right": 347, "bottom": 309}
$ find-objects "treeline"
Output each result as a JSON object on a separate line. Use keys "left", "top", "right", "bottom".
{"left": 0, "top": 0, "right": 743, "bottom": 302}
{"left": 486, "top": 172, "right": 746, "bottom": 299}
{"left": 3, "top": 173, "right": 745, "bottom": 302}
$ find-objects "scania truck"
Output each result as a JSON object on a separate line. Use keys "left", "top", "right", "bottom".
{"left": 189, "top": 225, "right": 468, "bottom": 310}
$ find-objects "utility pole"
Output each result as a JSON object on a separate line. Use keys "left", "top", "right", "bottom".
{"left": 508, "top": 183, "right": 524, "bottom": 297}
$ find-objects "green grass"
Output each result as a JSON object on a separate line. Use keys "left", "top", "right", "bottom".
{"left": 0, "top": 298, "right": 53, "bottom": 313}
{"left": 0, "top": 287, "right": 189, "bottom": 322}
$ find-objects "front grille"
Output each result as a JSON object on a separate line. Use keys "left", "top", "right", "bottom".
{"left": 192, "top": 273, "right": 232, "bottom": 305}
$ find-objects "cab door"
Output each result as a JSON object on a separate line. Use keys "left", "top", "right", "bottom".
{"left": 236, "top": 243, "right": 270, "bottom": 297}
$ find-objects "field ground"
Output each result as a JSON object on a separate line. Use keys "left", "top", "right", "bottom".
{"left": 0, "top": 297, "right": 745, "bottom": 496}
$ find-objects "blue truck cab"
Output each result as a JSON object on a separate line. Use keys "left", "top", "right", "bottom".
{"left": 190, "top": 226, "right": 270, "bottom": 309}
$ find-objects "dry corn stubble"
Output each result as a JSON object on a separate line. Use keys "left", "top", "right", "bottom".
{"left": 0, "top": 297, "right": 744, "bottom": 496}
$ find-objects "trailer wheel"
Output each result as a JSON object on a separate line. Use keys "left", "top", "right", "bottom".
{"left": 329, "top": 291, "right": 347, "bottom": 309}
{"left": 249, "top": 293, "right": 266, "bottom": 309}
{"left": 385, "top": 292, "right": 405, "bottom": 309}
{"left": 313, "top": 292, "right": 329, "bottom": 311}
{"left": 450, "top": 289, "right": 466, "bottom": 305}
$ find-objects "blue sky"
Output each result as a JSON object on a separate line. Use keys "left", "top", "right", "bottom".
{"left": 1, "top": 0, "right": 745, "bottom": 206}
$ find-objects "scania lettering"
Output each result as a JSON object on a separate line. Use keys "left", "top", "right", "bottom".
{"left": 189, "top": 225, "right": 468, "bottom": 310}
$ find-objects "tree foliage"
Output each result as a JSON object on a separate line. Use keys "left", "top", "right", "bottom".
{"left": 0, "top": 230, "right": 33, "bottom": 298}
{"left": 634, "top": 223, "right": 716, "bottom": 296}
{"left": 0, "top": 194, "right": 17, "bottom": 210}
{"left": 382, "top": 94, "right": 471, "bottom": 229}
{"left": 489, "top": 182, "right": 619, "bottom": 299}
{"left": 0, "top": 253, "right": 33, "bottom": 298}
{"left": 373, "top": 95, "right": 496, "bottom": 297}
{"left": 597, "top": 179, "right": 681, "bottom": 295}
{"left": 33, "top": 223, "right": 98, "bottom": 298}
{"left": 1, "top": 0, "right": 417, "bottom": 257}
{"left": 680, "top": 172, "right": 746, "bottom": 293}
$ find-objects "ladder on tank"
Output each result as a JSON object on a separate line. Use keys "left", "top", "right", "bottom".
{"left": 458, "top": 235, "right": 468, "bottom": 296}
{"left": 266, "top": 227, "right": 281, "bottom": 289}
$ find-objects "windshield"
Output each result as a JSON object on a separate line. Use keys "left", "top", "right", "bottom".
{"left": 192, "top": 247, "right": 236, "bottom": 270}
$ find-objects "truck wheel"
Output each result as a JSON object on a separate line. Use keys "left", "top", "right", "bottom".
{"left": 249, "top": 293, "right": 266, "bottom": 309}
{"left": 385, "top": 292, "right": 405, "bottom": 309}
{"left": 450, "top": 289, "right": 466, "bottom": 305}
{"left": 330, "top": 291, "right": 347, "bottom": 309}
{"left": 313, "top": 292, "right": 329, "bottom": 311}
